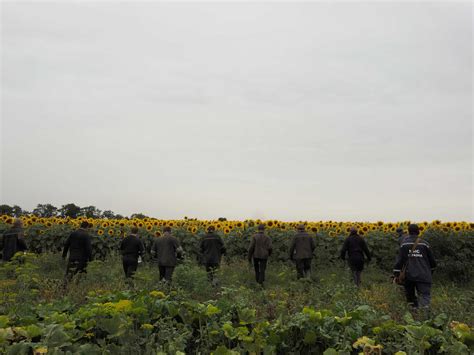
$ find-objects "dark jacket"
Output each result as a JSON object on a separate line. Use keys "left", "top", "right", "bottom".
{"left": 1, "top": 227, "right": 27, "bottom": 261}
{"left": 248, "top": 232, "right": 272, "bottom": 261}
{"left": 394, "top": 235, "right": 436, "bottom": 283}
{"left": 200, "top": 232, "right": 226, "bottom": 265}
{"left": 151, "top": 233, "right": 182, "bottom": 267}
{"left": 62, "top": 228, "right": 92, "bottom": 262}
{"left": 340, "top": 234, "right": 371, "bottom": 263}
{"left": 120, "top": 234, "right": 144, "bottom": 260}
{"left": 289, "top": 231, "right": 315, "bottom": 260}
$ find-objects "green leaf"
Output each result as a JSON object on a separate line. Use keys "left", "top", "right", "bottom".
{"left": 304, "top": 330, "right": 317, "bottom": 344}
{"left": 0, "top": 315, "right": 9, "bottom": 328}
{"left": 25, "top": 324, "right": 42, "bottom": 339}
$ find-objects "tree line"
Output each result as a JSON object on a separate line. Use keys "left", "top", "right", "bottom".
{"left": 0, "top": 203, "right": 149, "bottom": 220}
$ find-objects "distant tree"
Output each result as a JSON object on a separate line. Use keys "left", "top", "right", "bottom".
{"left": 130, "top": 213, "right": 148, "bottom": 220}
{"left": 218, "top": 217, "right": 227, "bottom": 221}
{"left": 32, "top": 204, "right": 58, "bottom": 217}
{"left": 79, "top": 206, "right": 102, "bottom": 219}
{"left": 11, "top": 205, "right": 24, "bottom": 217}
{"left": 115, "top": 214, "right": 124, "bottom": 219}
{"left": 59, "top": 203, "right": 81, "bottom": 218}
{"left": 101, "top": 210, "right": 116, "bottom": 219}
{"left": 0, "top": 204, "right": 13, "bottom": 216}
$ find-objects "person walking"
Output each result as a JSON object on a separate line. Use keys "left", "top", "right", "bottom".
{"left": 289, "top": 224, "right": 315, "bottom": 279}
{"left": 340, "top": 227, "right": 371, "bottom": 287}
{"left": 393, "top": 224, "right": 436, "bottom": 314}
{"left": 200, "top": 225, "right": 226, "bottom": 285}
{"left": 62, "top": 221, "right": 92, "bottom": 280}
{"left": 120, "top": 226, "right": 144, "bottom": 278}
{"left": 151, "top": 227, "right": 182, "bottom": 282}
{"left": 1, "top": 219, "right": 27, "bottom": 262}
{"left": 248, "top": 224, "right": 272, "bottom": 286}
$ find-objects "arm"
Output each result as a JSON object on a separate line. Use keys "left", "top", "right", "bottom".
{"left": 138, "top": 239, "right": 145, "bottom": 257}
{"left": 248, "top": 237, "right": 255, "bottom": 262}
{"left": 85, "top": 235, "right": 92, "bottom": 261}
{"left": 289, "top": 237, "right": 296, "bottom": 260}
{"left": 310, "top": 237, "right": 315, "bottom": 253}
{"left": 393, "top": 245, "right": 408, "bottom": 276}
{"left": 62, "top": 235, "right": 71, "bottom": 259}
{"left": 151, "top": 240, "right": 158, "bottom": 259}
{"left": 175, "top": 238, "right": 183, "bottom": 259}
{"left": 219, "top": 237, "right": 226, "bottom": 255}
{"left": 362, "top": 240, "right": 371, "bottom": 262}
{"left": 268, "top": 237, "right": 273, "bottom": 257}
{"left": 340, "top": 239, "right": 348, "bottom": 260}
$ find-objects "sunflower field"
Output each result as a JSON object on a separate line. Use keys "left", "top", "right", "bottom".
{"left": 0, "top": 215, "right": 473, "bottom": 354}
{"left": 0, "top": 215, "right": 473, "bottom": 282}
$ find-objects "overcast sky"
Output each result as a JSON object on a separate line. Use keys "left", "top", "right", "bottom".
{"left": 1, "top": 2, "right": 472, "bottom": 221}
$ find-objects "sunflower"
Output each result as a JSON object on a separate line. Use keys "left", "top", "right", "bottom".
{"left": 108, "top": 229, "right": 114, "bottom": 236}
{"left": 192, "top": 227, "right": 198, "bottom": 233}
{"left": 98, "top": 229, "right": 104, "bottom": 236}
{"left": 155, "top": 231, "right": 162, "bottom": 238}
{"left": 224, "top": 228, "right": 230, "bottom": 234}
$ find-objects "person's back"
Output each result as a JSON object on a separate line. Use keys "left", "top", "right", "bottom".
{"left": 121, "top": 234, "right": 143, "bottom": 259}
{"left": 249, "top": 232, "right": 272, "bottom": 259}
{"left": 153, "top": 232, "right": 179, "bottom": 266}
{"left": 63, "top": 228, "right": 92, "bottom": 262}
{"left": 395, "top": 234, "right": 436, "bottom": 283}
{"left": 152, "top": 227, "right": 181, "bottom": 282}
{"left": 341, "top": 234, "right": 371, "bottom": 261}
{"left": 393, "top": 224, "right": 436, "bottom": 311}
{"left": 200, "top": 232, "right": 225, "bottom": 265}
{"left": 290, "top": 231, "right": 315, "bottom": 260}
{"left": 248, "top": 225, "right": 272, "bottom": 285}
{"left": 289, "top": 226, "right": 316, "bottom": 279}
{"left": 120, "top": 229, "right": 144, "bottom": 278}
{"left": 2, "top": 225, "right": 26, "bottom": 261}
{"left": 340, "top": 228, "right": 371, "bottom": 287}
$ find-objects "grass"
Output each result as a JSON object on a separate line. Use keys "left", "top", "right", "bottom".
{"left": 1, "top": 253, "right": 472, "bottom": 326}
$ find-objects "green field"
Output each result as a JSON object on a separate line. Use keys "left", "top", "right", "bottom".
{"left": 0, "top": 253, "right": 472, "bottom": 354}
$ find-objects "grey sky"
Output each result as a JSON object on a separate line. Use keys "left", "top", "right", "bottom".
{"left": 1, "top": 2, "right": 472, "bottom": 221}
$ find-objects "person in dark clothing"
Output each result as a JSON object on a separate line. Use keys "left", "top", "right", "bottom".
{"left": 151, "top": 227, "right": 182, "bottom": 282}
{"left": 248, "top": 224, "right": 272, "bottom": 286}
{"left": 200, "top": 226, "right": 226, "bottom": 284}
{"left": 120, "top": 226, "right": 144, "bottom": 278}
{"left": 1, "top": 219, "right": 27, "bottom": 262}
{"left": 394, "top": 224, "right": 436, "bottom": 311}
{"left": 340, "top": 227, "right": 371, "bottom": 287}
{"left": 289, "top": 224, "right": 315, "bottom": 279}
{"left": 62, "top": 221, "right": 92, "bottom": 280}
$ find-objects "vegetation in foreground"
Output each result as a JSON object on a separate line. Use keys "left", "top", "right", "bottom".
{"left": 0, "top": 253, "right": 473, "bottom": 354}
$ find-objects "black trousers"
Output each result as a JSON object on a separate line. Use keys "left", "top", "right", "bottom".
{"left": 348, "top": 257, "right": 364, "bottom": 287}
{"left": 295, "top": 258, "right": 312, "bottom": 279}
{"left": 122, "top": 257, "right": 138, "bottom": 278}
{"left": 205, "top": 263, "right": 219, "bottom": 282}
{"left": 159, "top": 265, "right": 175, "bottom": 282}
{"left": 253, "top": 258, "right": 267, "bottom": 284}
{"left": 405, "top": 280, "right": 431, "bottom": 308}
